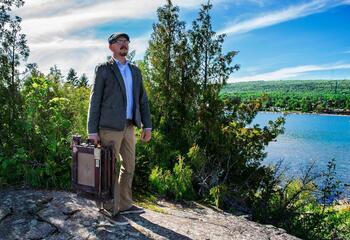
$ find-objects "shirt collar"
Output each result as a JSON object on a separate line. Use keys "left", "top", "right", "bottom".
{"left": 112, "top": 56, "right": 129, "bottom": 67}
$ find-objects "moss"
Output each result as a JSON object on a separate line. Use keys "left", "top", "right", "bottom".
{"left": 134, "top": 193, "right": 168, "bottom": 214}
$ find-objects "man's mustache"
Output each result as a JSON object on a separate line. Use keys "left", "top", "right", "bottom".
{"left": 120, "top": 46, "right": 128, "bottom": 50}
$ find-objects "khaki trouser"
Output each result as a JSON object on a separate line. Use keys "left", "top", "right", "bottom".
{"left": 98, "top": 125, "right": 135, "bottom": 214}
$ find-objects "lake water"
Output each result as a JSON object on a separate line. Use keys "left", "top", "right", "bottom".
{"left": 252, "top": 112, "right": 350, "bottom": 197}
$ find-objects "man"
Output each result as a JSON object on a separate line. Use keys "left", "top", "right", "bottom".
{"left": 87, "top": 32, "right": 152, "bottom": 225}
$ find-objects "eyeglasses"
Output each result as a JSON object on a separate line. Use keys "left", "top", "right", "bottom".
{"left": 114, "top": 39, "right": 130, "bottom": 45}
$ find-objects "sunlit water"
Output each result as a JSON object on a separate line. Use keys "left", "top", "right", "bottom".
{"left": 252, "top": 112, "right": 350, "bottom": 198}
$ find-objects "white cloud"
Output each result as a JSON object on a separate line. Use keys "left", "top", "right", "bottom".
{"left": 19, "top": 0, "right": 222, "bottom": 42}
{"left": 232, "top": 0, "right": 266, "bottom": 7}
{"left": 16, "top": 0, "right": 222, "bottom": 82}
{"left": 14, "top": 0, "right": 80, "bottom": 18}
{"left": 229, "top": 63, "right": 350, "bottom": 82}
{"left": 21, "top": 1, "right": 154, "bottom": 43}
{"left": 28, "top": 33, "right": 151, "bottom": 81}
{"left": 218, "top": 0, "right": 349, "bottom": 36}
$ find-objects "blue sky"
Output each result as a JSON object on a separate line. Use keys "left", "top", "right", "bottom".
{"left": 15, "top": 0, "right": 350, "bottom": 82}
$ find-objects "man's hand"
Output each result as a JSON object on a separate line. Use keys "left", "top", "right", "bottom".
{"left": 88, "top": 134, "right": 100, "bottom": 145}
{"left": 140, "top": 129, "right": 151, "bottom": 142}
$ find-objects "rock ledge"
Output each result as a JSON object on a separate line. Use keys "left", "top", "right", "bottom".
{"left": 0, "top": 187, "right": 300, "bottom": 240}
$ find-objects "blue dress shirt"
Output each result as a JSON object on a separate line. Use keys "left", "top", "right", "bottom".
{"left": 113, "top": 57, "right": 133, "bottom": 120}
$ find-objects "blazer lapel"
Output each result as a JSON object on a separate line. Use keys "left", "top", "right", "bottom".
{"left": 129, "top": 64, "right": 138, "bottom": 107}
{"left": 108, "top": 58, "right": 126, "bottom": 103}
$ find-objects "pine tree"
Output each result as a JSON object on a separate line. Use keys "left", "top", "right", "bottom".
{"left": 25, "top": 63, "right": 42, "bottom": 78}
{"left": 77, "top": 73, "right": 89, "bottom": 87}
{"left": 188, "top": 1, "right": 240, "bottom": 155}
{"left": 66, "top": 68, "right": 78, "bottom": 86}
{"left": 189, "top": 2, "right": 240, "bottom": 90}
{"left": 141, "top": 0, "right": 285, "bottom": 204}
{"left": 48, "top": 65, "right": 63, "bottom": 83}
{"left": 184, "top": 1, "right": 242, "bottom": 196}
{"left": 145, "top": 0, "right": 197, "bottom": 153}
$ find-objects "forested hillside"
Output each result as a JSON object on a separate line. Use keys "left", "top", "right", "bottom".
{"left": 222, "top": 80, "right": 350, "bottom": 114}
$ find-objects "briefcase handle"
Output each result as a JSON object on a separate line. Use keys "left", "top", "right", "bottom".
{"left": 87, "top": 139, "right": 101, "bottom": 147}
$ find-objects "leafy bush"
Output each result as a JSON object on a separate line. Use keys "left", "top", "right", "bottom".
{"left": 209, "top": 184, "right": 228, "bottom": 208}
{"left": 149, "top": 155, "right": 194, "bottom": 200}
{"left": 0, "top": 148, "right": 27, "bottom": 185}
{"left": 134, "top": 129, "right": 180, "bottom": 193}
{"left": 0, "top": 73, "right": 90, "bottom": 189}
{"left": 251, "top": 159, "right": 349, "bottom": 240}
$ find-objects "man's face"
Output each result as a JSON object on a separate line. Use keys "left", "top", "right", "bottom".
{"left": 109, "top": 37, "right": 129, "bottom": 57}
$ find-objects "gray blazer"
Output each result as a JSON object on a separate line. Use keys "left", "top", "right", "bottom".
{"left": 87, "top": 58, "right": 152, "bottom": 134}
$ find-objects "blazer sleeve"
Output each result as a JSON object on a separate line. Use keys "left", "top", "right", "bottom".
{"left": 138, "top": 69, "right": 152, "bottom": 129}
{"left": 87, "top": 65, "right": 105, "bottom": 134}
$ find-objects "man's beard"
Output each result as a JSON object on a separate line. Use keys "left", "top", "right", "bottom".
{"left": 120, "top": 51, "right": 128, "bottom": 57}
{"left": 120, "top": 47, "right": 128, "bottom": 57}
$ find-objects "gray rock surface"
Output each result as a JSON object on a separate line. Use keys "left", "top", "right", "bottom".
{"left": 0, "top": 186, "right": 301, "bottom": 240}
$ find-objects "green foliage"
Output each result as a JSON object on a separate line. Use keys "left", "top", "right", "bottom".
{"left": 149, "top": 155, "right": 195, "bottom": 200}
{"left": 66, "top": 68, "right": 78, "bottom": 86}
{"left": 63, "top": 83, "right": 90, "bottom": 139}
{"left": 145, "top": 0, "right": 198, "bottom": 154}
{"left": 66, "top": 68, "right": 89, "bottom": 87}
{"left": 137, "top": 4, "right": 288, "bottom": 226}
{"left": 0, "top": 68, "right": 90, "bottom": 188}
{"left": 133, "top": 129, "right": 180, "bottom": 193}
{"left": 186, "top": 144, "right": 206, "bottom": 172}
{"left": 222, "top": 80, "right": 350, "bottom": 114}
{"left": 0, "top": 2, "right": 346, "bottom": 240}
{"left": 143, "top": 1, "right": 282, "bottom": 206}
{"left": 0, "top": 148, "right": 27, "bottom": 185}
{"left": 209, "top": 184, "right": 228, "bottom": 208}
{"left": 19, "top": 76, "right": 71, "bottom": 188}
{"left": 0, "top": 0, "right": 29, "bottom": 158}
{"left": 171, "top": 156, "right": 195, "bottom": 200}
{"left": 149, "top": 166, "right": 169, "bottom": 195}
{"left": 251, "top": 160, "right": 349, "bottom": 240}
{"left": 78, "top": 74, "right": 89, "bottom": 88}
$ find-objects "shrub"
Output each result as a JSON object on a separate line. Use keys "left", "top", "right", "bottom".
{"left": 251, "top": 159, "right": 349, "bottom": 240}
{"left": 149, "top": 155, "right": 194, "bottom": 200}
{"left": 209, "top": 184, "right": 228, "bottom": 208}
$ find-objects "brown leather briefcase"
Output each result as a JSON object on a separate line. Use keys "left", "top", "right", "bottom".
{"left": 71, "top": 135, "right": 115, "bottom": 201}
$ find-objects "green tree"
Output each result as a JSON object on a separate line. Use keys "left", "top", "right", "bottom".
{"left": 66, "top": 68, "right": 78, "bottom": 86}
{"left": 188, "top": 0, "right": 239, "bottom": 146}
{"left": 301, "top": 97, "right": 313, "bottom": 112}
{"left": 127, "top": 49, "right": 136, "bottom": 64}
{"left": 48, "top": 65, "right": 63, "bottom": 83}
{"left": 0, "top": 0, "right": 29, "bottom": 157}
{"left": 77, "top": 73, "right": 89, "bottom": 87}
{"left": 140, "top": 0, "right": 285, "bottom": 206}
{"left": 144, "top": 0, "right": 197, "bottom": 155}
{"left": 20, "top": 75, "right": 72, "bottom": 188}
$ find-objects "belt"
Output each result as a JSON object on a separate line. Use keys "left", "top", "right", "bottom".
{"left": 126, "top": 119, "right": 133, "bottom": 126}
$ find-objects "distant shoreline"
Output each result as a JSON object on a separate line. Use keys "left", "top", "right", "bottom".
{"left": 260, "top": 110, "right": 350, "bottom": 117}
